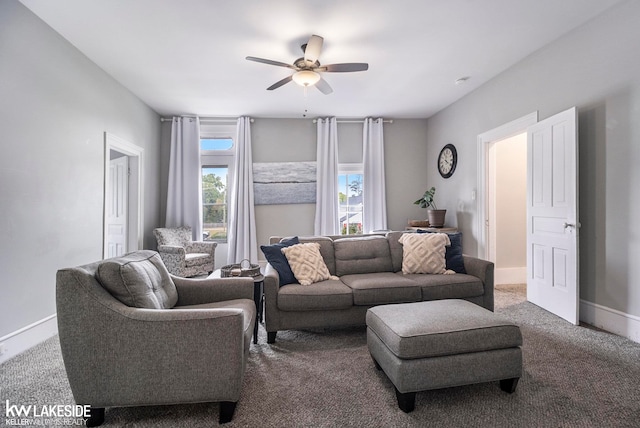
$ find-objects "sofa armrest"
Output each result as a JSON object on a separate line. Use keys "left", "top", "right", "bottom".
{"left": 263, "top": 264, "right": 280, "bottom": 331}
{"left": 462, "top": 255, "right": 495, "bottom": 311}
{"left": 172, "top": 275, "right": 254, "bottom": 305}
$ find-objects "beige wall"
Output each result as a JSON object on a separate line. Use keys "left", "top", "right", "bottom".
{"left": 494, "top": 134, "right": 527, "bottom": 269}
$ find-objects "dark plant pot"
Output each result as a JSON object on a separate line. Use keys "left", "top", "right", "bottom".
{"left": 427, "top": 209, "right": 447, "bottom": 228}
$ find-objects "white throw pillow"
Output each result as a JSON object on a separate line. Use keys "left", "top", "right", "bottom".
{"left": 398, "top": 233, "right": 453, "bottom": 274}
{"left": 281, "top": 242, "right": 338, "bottom": 285}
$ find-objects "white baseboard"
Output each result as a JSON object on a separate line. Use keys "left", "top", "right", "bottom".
{"left": 0, "top": 314, "right": 58, "bottom": 365}
{"left": 495, "top": 267, "right": 526, "bottom": 285}
{"left": 580, "top": 300, "right": 640, "bottom": 344}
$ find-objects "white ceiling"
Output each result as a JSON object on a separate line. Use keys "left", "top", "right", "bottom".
{"left": 20, "top": 0, "right": 622, "bottom": 119}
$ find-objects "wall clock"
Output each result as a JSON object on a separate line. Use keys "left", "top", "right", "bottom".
{"left": 438, "top": 144, "right": 457, "bottom": 178}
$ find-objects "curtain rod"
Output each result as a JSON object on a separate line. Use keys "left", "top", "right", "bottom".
{"left": 160, "top": 117, "right": 254, "bottom": 123}
{"left": 312, "top": 118, "right": 393, "bottom": 124}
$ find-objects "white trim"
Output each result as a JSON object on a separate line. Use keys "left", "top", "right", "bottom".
{"left": 495, "top": 267, "right": 527, "bottom": 285}
{"left": 0, "top": 314, "right": 58, "bottom": 364}
{"left": 104, "top": 133, "right": 144, "bottom": 259}
{"left": 477, "top": 112, "right": 538, "bottom": 260}
{"left": 580, "top": 300, "right": 640, "bottom": 344}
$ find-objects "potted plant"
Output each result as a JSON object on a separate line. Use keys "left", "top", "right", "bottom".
{"left": 413, "top": 187, "right": 447, "bottom": 228}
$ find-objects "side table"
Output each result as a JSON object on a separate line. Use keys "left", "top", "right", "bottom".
{"left": 209, "top": 270, "right": 264, "bottom": 344}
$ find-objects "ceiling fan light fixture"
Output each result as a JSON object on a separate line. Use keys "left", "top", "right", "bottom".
{"left": 292, "top": 70, "right": 321, "bottom": 87}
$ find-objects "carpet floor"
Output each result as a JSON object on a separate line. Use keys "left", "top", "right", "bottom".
{"left": 1, "top": 284, "right": 639, "bottom": 427}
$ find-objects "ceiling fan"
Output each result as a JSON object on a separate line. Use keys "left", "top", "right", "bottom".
{"left": 246, "top": 35, "right": 368, "bottom": 95}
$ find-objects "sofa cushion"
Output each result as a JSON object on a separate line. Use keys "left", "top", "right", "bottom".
{"left": 299, "top": 236, "right": 336, "bottom": 275}
{"left": 281, "top": 243, "right": 339, "bottom": 286}
{"left": 400, "top": 272, "right": 484, "bottom": 301}
{"left": 334, "top": 235, "right": 393, "bottom": 276}
{"left": 418, "top": 230, "right": 466, "bottom": 274}
{"left": 398, "top": 233, "right": 451, "bottom": 274}
{"left": 340, "top": 273, "right": 422, "bottom": 305}
{"left": 277, "top": 280, "right": 353, "bottom": 311}
{"left": 96, "top": 250, "right": 178, "bottom": 309}
{"left": 260, "top": 236, "right": 300, "bottom": 286}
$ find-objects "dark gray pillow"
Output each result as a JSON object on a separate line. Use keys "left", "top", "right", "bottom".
{"left": 260, "top": 236, "right": 300, "bottom": 286}
{"left": 96, "top": 250, "right": 178, "bottom": 309}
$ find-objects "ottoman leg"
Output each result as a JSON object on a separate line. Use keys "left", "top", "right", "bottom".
{"left": 395, "top": 387, "right": 416, "bottom": 413}
{"left": 500, "top": 377, "right": 520, "bottom": 393}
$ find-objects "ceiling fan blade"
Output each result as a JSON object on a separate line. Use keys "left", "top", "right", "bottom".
{"left": 315, "top": 77, "right": 333, "bottom": 95}
{"left": 304, "top": 35, "right": 324, "bottom": 63}
{"left": 318, "top": 63, "right": 369, "bottom": 73}
{"left": 267, "top": 75, "right": 293, "bottom": 90}
{"left": 246, "top": 56, "right": 296, "bottom": 70}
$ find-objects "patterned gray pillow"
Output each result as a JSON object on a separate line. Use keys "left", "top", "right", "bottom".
{"left": 96, "top": 250, "right": 178, "bottom": 308}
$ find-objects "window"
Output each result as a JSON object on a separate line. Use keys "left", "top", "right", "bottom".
{"left": 200, "top": 125, "right": 235, "bottom": 242}
{"left": 201, "top": 138, "right": 233, "bottom": 151}
{"left": 202, "top": 166, "right": 228, "bottom": 242}
{"left": 338, "top": 164, "right": 364, "bottom": 235}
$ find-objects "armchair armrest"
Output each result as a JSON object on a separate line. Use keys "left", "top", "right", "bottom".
{"left": 186, "top": 241, "right": 217, "bottom": 254}
{"left": 157, "top": 245, "right": 186, "bottom": 256}
{"left": 462, "top": 255, "right": 495, "bottom": 311}
{"left": 172, "top": 275, "right": 254, "bottom": 305}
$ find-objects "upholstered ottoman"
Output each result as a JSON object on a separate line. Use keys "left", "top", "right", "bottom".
{"left": 366, "top": 299, "right": 522, "bottom": 412}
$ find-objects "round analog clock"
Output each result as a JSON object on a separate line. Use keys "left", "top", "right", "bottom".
{"left": 438, "top": 144, "right": 457, "bottom": 178}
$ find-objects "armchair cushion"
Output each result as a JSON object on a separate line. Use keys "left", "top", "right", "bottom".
{"left": 96, "top": 250, "right": 178, "bottom": 309}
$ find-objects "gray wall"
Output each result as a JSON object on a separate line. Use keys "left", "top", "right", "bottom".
{"left": 0, "top": 1, "right": 161, "bottom": 337}
{"left": 252, "top": 118, "right": 430, "bottom": 254}
{"left": 424, "top": 0, "right": 640, "bottom": 317}
{"left": 159, "top": 118, "right": 429, "bottom": 261}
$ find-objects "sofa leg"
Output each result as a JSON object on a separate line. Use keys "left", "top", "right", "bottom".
{"left": 85, "top": 407, "right": 105, "bottom": 427}
{"left": 267, "top": 331, "right": 277, "bottom": 344}
{"left": 395, "top": 388, "right": 416, "bottom": 413}
{"left": 500, "top": 377, "right": 520, "bottom": 393}
{"left": 219, "top": 401, "right": 237, "bottom": 424}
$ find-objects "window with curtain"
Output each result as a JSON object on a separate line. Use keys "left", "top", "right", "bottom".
{"left": 338, "top": 163, "right": 364, "bottom": 235}
{"left": 200, "top": 125, "right": 235, "bottom": 243}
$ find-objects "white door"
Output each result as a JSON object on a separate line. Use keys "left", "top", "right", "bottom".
{"left": 526, "top": 107, "right": 579, "bottom": 324}
{"left": 106, "top": 155, "right": 128, "bottom": 258}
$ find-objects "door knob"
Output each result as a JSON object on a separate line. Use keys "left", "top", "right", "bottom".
{"left": 563, "top": 222, "right": 575, "bottom": 229}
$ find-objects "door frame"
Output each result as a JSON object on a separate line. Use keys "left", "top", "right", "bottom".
{"left": 103, "top": 132, "right": 144, "bottom": 259}
{"left": 476, "top": 112, "right": 538, "bottom": 260}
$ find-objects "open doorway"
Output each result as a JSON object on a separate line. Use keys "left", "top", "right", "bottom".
{"left": 477, "top": 112, "right": 538, "bottom": 286}
{"left": 103, "top": 132, "right": 144, "bottom": 259}
{"left": 488, "top": 133, "right": 527, "bottom": 284}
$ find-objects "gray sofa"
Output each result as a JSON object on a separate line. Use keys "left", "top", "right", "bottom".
{"left": 263, "top": 232, "right": 494, "bottom": 343}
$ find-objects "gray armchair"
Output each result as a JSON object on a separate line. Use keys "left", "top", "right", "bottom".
{"left": 56, "top": 250, "right": 256, "bottom": 426}
{"left": 153, "top": 226, "right": 217, "bottom": 277}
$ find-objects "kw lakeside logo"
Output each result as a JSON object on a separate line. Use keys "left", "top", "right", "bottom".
{"left": 4, "top": 400, "right": 91, "bottom": 426}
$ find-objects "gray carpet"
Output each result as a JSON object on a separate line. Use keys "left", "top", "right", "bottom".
{"left": 2, "top": 284, "right": 639, "bottom": 427}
